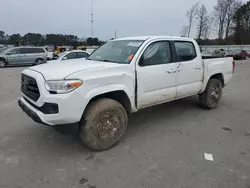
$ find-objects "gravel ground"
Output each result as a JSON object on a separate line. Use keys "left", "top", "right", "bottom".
{"left": 0, "top": 61, "right": 250, "bottom": 188}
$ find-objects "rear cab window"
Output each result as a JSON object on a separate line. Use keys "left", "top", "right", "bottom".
{"left": 174, "top": 41, "right": 197, "bottom": 62}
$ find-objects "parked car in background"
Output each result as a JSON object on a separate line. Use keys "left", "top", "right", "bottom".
{"left": 212, "top": 49, "right": 226, "bottom": 57}
{"left": 86, "top": 46, "right": 99, "bottom": 54}
{"left": 226, "top": 50, "right": 248, "bottom": 60}
{"left": 50, "top": 50, "right": 90, "bottom": 62}
{"left": 0, "top": 47, "right": 47, "bottom": 68}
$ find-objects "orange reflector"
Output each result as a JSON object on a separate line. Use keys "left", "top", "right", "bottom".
{"left": 128, "top": 54, "right": 134, "bottom": 61}
{"left": 70, "top": 82, "right": 83, "bottom": 88}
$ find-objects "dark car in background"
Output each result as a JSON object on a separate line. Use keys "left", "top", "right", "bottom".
{"left": 226, "top": 50, "right": 248, "bottom": 60}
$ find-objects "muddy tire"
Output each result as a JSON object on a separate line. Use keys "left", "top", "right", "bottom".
{"left": 79, "top": 98, "right": 128, "bottom": 151}
{"left": 199, "top": 79, "right": 222, "bottom": 109}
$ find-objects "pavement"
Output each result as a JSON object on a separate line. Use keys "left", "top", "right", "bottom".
{"left": 0, "top": 61, "right": 250, "bottom": 188}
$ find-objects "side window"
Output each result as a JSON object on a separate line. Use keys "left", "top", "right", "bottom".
{"left": 20, "top": 48, "right": 32, "bottom": 54}
{"left": 36, "top": 48, "right": 45, "bottom": 53}
{"left": 64, "top": 52, "right": 76, "bottom": 60}
{"left": 174, "top": 41, "right": 197, "bottom": 62}
{"left": 8, "top": 48, "right": 20, "bottom": 55}
{"left": 77, "top": 52, "right": 89, "bottom": 58}
{"left": 140, "top": 41, "right": 171, "bottom": 66}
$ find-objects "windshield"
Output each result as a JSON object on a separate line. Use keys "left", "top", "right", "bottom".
{"left": 87, "top": 40, "right": 144, "bottom": 64}
{"left": 0, "top": 47, "right": 9, "bottom": 53}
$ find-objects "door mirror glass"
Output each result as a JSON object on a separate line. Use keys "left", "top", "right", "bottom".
{"left": 62, "top": 56, "right": 67, "bottom": 60}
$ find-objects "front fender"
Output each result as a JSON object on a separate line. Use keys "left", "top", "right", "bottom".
{"left": 0, "top": 57, "right": 7, "bottom": 64}
{"left": 78, "top": 84, "right": 137, "bottom": 115}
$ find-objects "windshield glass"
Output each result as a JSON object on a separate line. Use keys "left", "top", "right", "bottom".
{"left": 0, "top": 47, "right": 9, "bottom": 53}
{"left": 87, "top": 40, "right": 144, "bottom": 64}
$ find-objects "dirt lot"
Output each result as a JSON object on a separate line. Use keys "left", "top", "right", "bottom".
{"left": 0, "top": 61, "right": 250, "bottom": 188}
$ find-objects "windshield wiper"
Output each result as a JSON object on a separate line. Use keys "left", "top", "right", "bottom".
{"left": 101, "top": 59, "right": 119, "bottom": 63}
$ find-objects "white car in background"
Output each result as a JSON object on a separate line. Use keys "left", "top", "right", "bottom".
{"left": 51, "top": 50, "right": 90, "bottom": 62}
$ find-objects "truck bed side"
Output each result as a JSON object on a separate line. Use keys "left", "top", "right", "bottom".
{"left": 200, "top": 57, "right": 234, "bottom": 93}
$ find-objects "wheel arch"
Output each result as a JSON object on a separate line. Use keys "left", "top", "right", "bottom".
{"left": 0, "top": 57, "right": 7, "bottom": 64}
{"left": 82, "top": 85, "right": 136, "bottom": 117}
{"left": 200, "top": 71, "right": 225, "bottom": 93}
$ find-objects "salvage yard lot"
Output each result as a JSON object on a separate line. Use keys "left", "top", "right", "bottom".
{"left": 0, "top": 61, "right": 250, "bottom": 188}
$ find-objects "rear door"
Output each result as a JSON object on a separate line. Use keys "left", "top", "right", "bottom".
{"left": 136, "top": 41, "right": 179, "bottom": 108}
{"left": 20, "top": 48, "right": 35, "bottom": 64}
{"left": 174, "top": 41, "right": 203, "bottom": 98}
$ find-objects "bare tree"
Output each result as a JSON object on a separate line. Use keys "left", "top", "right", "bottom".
{"left": 214, "top": 0, "right": 235, "bottom": 39}
{"left": 180, "top": 25, "right": 189, "bottom": 37}
{"left": 225, "top": 0, "right": 242, "bottom": 39}
{"left": 196, "top": 4, "right": 209, "bottom": 39}
{"left": 186, "top": 2, "right": 199, "bottom": 37}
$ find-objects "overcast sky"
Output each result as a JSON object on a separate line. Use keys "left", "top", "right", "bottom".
{"left": 0, "top": 0, "right": 248, "bottom": 40}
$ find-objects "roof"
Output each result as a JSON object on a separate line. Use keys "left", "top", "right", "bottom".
{"left": 114, "top": 36, "right": 193, "bottom": 41}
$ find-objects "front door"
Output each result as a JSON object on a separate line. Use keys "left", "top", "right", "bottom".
{"left": 6, "top": 48, "right": 23, "bottom": 64}
{"left": 136, "top": 41, "right": 179, "bottom": 109}
{"left": 174, "top": 41, "right": 203, "bottom": 98}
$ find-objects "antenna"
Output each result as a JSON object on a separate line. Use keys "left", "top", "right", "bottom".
{"left": 91, "top": 0, "right": 94, "bottom": 37}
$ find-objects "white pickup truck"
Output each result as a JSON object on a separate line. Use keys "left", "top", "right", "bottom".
{"left": 18, "top": 36, "right": 235, "bottom": 151}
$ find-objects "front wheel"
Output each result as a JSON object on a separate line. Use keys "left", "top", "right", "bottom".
{"left": 199, "top": 79, "right": 222, "bottom": 109}
{"left": 0, "top": 59, "right": 6, "bottom": 68}
{"left": 79, "top": 98, "right": 128, "bottom": 151}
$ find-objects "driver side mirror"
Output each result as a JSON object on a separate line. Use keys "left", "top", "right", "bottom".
{"left": 62, "top": 57, "right": 68, "bottom": 60}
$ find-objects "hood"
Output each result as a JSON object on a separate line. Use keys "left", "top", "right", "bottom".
{"left": 28, "top": 59, "right": 123, "bottom": 80}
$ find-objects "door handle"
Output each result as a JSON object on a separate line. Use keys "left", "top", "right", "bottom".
{"left": 167, "top": 69, "right": 177, "bottom": 73}
{"left": 195, "top": 66, "right": 202, "bottom": 70}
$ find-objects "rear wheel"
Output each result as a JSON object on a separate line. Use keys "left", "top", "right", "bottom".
{"left": 199, "top": 79, "right": 222, "bottom": 109}
{"left": 0, "top": 59, "right": 6, "bottom": 68}
{"left": 79, "top": 98, "right": 128, "bottom": 151}
{"left": 35, "top": 58, "right": 43, "bottom": 65}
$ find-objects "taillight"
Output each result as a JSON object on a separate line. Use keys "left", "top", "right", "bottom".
{"left": 232, "top": 61, "right": 235, "bottom": 72}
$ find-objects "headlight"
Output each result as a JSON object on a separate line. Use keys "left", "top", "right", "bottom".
{"left": 45, "top": 80, "right": 83, "bottom": 94}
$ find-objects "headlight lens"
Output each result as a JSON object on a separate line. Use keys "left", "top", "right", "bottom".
{"left": 45, "top": 80, "right": 83, "bottom": 94}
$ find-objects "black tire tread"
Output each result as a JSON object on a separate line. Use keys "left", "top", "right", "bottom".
{"left": 199, "top": 79, "right": 222, "bottom": 109}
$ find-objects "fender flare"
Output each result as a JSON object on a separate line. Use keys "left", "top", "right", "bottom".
{"left": 81, "top": 84, "right": 137, "bottom": 113}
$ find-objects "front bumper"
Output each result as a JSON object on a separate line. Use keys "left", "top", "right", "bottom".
{"left": 18, "top": 99, "right": 46, "bottom": 125}
{"left": 18, "top": 69, "right": 88, "bottom": 126}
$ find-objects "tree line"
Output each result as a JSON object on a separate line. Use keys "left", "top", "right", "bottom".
{"left": 182, "top": 0, "right": 250, "bottom": 45}
{"left": 0, "top": 31, "right": 105, "bottom": 46}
